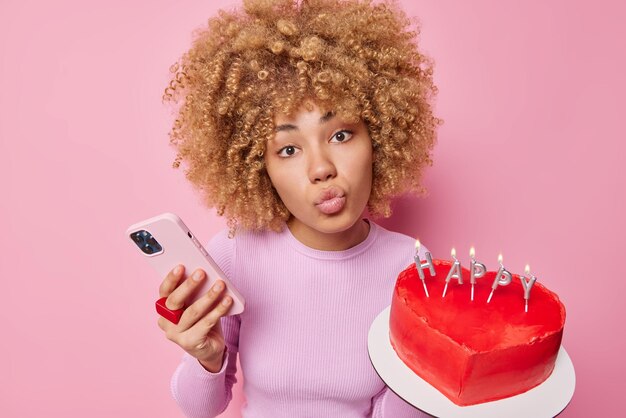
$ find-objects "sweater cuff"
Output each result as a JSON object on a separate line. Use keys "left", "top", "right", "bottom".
{"left": 189, "top": 349, "right": 230, "bottom": 377}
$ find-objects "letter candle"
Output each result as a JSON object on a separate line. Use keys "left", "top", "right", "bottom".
{"left": 442, "top": 247, "right": 463, "bottom": 298}
{"left": 414, "top": 239, "right": 434, "bottom": 297}
{"left": 469, "top": 246, "right": 486, "bottom": 301}
{"left": 520, "top": 264, "right": 537, "bottom": 313}
{"left": 487, "top": 253, "right": 513, "bottom": 303}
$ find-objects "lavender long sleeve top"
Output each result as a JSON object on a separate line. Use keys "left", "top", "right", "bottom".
{"left": 170, "top": 220, "right": 431, "bottom": 418}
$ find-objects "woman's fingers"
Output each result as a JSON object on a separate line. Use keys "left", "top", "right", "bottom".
{"left": 157, "top": 274, "right": 233, "bottom": 363}
{"left": 159, "top": 266, "right": 207, "bottom": 312}
{"left": 178, "top": 294, "right": 232, "bottom": 356}
{"left": 157, "top": 316, "right": 169, "bottom": 331}
{"left": 193, "top": 293, "right": 233, "bottom": 333}
{"left": 177, "top": 280, "right": 230, "bottom": 331}
{"left": 159, "top": 264, "right": 186, "bottom": 299}
{"left": 157, "top": 265, "right": 232, "bottom": 357}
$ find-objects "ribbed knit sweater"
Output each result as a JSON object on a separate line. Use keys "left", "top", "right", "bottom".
{"left": 170, "top": 220, "right": 431, "bottom": 418}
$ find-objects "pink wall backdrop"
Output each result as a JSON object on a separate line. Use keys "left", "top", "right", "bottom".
{"left": 1, "top": 0, "right": 623, "bottom": 417}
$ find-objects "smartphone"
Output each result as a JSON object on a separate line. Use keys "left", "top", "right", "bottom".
{"left": 126, "top": 212, "right": 245, "bottom": 316}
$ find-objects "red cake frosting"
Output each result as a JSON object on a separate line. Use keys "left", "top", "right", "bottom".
{"left": 389, "top": 259, "right": 566, "bottom": 406}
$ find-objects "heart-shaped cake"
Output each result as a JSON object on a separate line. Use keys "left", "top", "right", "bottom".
{"left": 389, "top": 259, "right": 566, "bottom": 406}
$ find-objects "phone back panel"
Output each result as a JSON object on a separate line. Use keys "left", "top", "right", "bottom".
{"left": 126, "top": 212, "right": 244, "bottom": 315}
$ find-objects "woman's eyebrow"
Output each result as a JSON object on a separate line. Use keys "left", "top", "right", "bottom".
{"left": 275, "top": 111, "right": 335, "bottom": 132}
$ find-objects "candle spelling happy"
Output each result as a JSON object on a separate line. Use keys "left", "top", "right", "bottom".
{"left": 469, "top": 247, "right": 486, "bottom": 302}
{"left": 442, "top": 247, "right": 463, "bottom": 298}
{"left": 487, "top": 253, "right": 513, "bottom": 303}
{"left": 520, "top": 264, "right": 537, "bottom": 313}
{"left": 414, "top": 239, "right": 434, "bottom": 298}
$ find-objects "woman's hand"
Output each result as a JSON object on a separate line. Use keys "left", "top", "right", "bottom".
{"left": 157, "top": 265, "right": 233, "bottom": 372}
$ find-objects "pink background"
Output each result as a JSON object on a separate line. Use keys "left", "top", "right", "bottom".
{"left": 1, "top": 0, "right": 623, "bottom": 416}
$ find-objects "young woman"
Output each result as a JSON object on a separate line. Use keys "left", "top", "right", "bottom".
{"left": 158, "top": 0, "right": 440, "bottom": 416}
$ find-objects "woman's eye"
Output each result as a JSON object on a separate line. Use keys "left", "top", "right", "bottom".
{"left": 330, "top": 130, "right": 353, "bottom": 143}
{"left": 278, "top": 145, "right": 298, "bottom": 157}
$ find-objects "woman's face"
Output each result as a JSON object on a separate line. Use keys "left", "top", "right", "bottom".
{"left": 264, "top": 101, "right": 373, "bottom": 249}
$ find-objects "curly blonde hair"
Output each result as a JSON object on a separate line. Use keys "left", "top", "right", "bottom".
{"left": 163, "top": 0, "right": 441, "bottom": 233}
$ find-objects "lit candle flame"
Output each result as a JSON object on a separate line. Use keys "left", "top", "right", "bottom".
{"left": 525, "top": 264, "right": 530, "bottom": 275}
{"left": 498, "top": 253, "right": 503, "bottom": 265}
{"left": 415, "top": 239, "right": 421, "bottom": 252}
{"left": 451, "top": 247, "right": 456, "bottom": 259}
{"left": 469, "top": 246, "right": 475, "bottom": 258}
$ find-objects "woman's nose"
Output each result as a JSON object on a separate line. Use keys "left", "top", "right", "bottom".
{"left": 308, "top": 148, "right": 337, "bottom": 183}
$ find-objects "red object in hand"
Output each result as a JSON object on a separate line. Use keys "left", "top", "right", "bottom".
{"left": 156, "top": 297, "right": 185, "bottom": 325}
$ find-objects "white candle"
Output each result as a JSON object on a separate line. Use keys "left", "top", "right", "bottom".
{"left": 469, "top": 246, "right": 486, "bottom": 301}
{"left": 520, "top": 264, "right": 537, "bottom": 313}
{"left": 487, "top": 253, "right": 513, "bottom": 303}
{"left": 414, "top": 239, "right": 434, "bottom": 298}
{"left": 442, "top": 247, "right": 463, "bottom": 298}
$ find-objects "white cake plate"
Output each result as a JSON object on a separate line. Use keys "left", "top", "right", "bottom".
{"left": 368, "top": 306, "right": 576, "bottom": 418}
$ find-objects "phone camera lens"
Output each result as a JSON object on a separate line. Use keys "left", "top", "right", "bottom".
{"left": 131, "top": 230, "right": 162, "bottom": 254}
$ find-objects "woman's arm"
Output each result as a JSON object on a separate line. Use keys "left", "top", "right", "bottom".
{"left": 170, "top": 228, "right": 241, "bottom": 418}
{"left": 170, "top": 314, "right": 241, "bottom": 418}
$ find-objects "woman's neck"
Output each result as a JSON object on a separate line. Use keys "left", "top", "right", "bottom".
{"left": 286, "top": 218, "right": 370, "bottom": 251}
